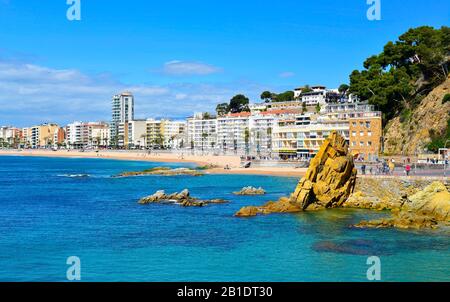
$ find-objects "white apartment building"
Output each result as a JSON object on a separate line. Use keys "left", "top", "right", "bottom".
{"left": 66, "top": 122, "right": 109, "bottom": 149}
{"left": 272, "top": 113, "right": 349, "bottom": 159}
{"left": 162, "top": 120, "right": 187, "bottom": 149}
{"left": 248, "top": 114, "right": 275, "bottom": 155}
{"left": 301, "top": 86, "right": 328, "bottom": 106}
{"left": 0, "top": 126, "right": 21, "bottom": 145}
{"left": 217, "top": 112, "right": 251, "bottom": 154}
{"left": 127, "top": 120, "right": 147, "bottom": 148}
{"left": 296, "top": 117, "right": 349, "bottom": 159}
{"left": 272, "top": 102, "right": 381, "bottom": 159}
{"left": 90, "top": 122, "right": 110, "bottom": 148}
{"left": 111, "top": 92, "right": 134, "bottom": 142}
{"left": 187, "top": 113, "right": 217, "bottom": 151}
{"left": 66, "top": 121, "right": 90, "bottom": 148}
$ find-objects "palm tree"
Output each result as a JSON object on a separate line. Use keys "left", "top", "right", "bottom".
{"left": 140, "top": 134, "right": 147, "bottom": 149}
{"left": 267, "top": 127, "right": 273, "bottom": 152}
{"left": 244, "top": 127, "right": 250, "bottom": 155}
{"left": 201, "top": 132, "right": 208, "bottom": 153}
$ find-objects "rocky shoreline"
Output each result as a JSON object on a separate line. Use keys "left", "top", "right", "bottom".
{"left": 353, "top": 181, "right": 450, "bottom": 229}
{"left": 234, "top": 131, "right": 450, "bottom": 230}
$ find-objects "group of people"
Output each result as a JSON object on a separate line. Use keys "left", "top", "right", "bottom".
{"left": 360, "top": 159, "right": 412, "bottom": 176}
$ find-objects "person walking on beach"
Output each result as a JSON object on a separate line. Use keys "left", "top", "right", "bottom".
{"left": 389, "top": 160, "right": 395, "bottom": 175}
{"left": 405, "top": 164, "right": 411, "bottom": 176}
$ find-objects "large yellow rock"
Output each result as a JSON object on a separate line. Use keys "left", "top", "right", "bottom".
{"left": 234, "top": 131, "right": 357, "bottom": 217}
{"left": 291, "top": 131, "right": 357, "bottom": 209}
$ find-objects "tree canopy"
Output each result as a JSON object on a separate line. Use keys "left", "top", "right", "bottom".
{"left": 216, "top": 103, "right": 229, "bottom": 116}
{"left": 273, "top": 91, "right": 295, "bottom": 102}
{"left": 215, "top": 94, "right": 250, "bottom": 115}
{"left": 260, "top": 91, "right": 273, "bottom": 102}
{"left": 349, "top": 26, "right": 450, "bottom": 121}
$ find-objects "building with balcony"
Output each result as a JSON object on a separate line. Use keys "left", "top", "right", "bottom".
{"left": 111, "top": 92, "right": 134, "bottom": 144}
{"left": 187, "top": 113, "right": 217, "bottom": 151}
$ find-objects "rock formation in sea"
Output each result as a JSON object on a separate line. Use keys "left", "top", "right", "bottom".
{"left": 115, "top": 167, "right": 204, "bottom": 177}
{"left": 139, "top": 189, "right": 227, "bottom": 207}
{"left": 291, "top": 131, "right": 357, "bottom": 210}
{"left": 355, "top": 181, "right": 450, "bottom": 229}
{"left": 235, "top": 131, "right": 357, "bottom": 217}
{"left": 233, "top": 186, "right": 266, "bottom": 195}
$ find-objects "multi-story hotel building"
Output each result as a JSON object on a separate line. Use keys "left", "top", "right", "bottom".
{"left": 187, "top": 113, "right": 218, "bottom": 151}
{"left": 248, "top": 113, "right": 275, "bottom": 155}
{"left": 53, "top": 127, "right": 66, "bottom": 147}
{"left": 27, "top": 124, "right": 60, "bottom": 148}
{"left": 119, "top": 120, "right": 147, "bottom": 148}
{"left": 217, "top": 112, "right": 251, "bottom": 154}
{"left": 66, "top": 121, "right": 91, "bottom": 148}
{"left": 0, "top": 126, "right": 22, "bottom": 146}
{"left": 272, "top": 102, "right": 381, "bottom": 160}
{"left": 161, "top": 120, "right": 187, "bottom": 149}
{"left": 349, "top": 112, "right": 383, "bottom": 161}
{"left": 111, "top": 92, "right": 134, "bottom": 143}
{"left": 146, "top": 119, "right": 164, "bottom": 148}
{"left": 66, "top": 122, "right": 109, "bottom": 149}
{"left": 90, "top": 122, "right": 110, "bottom": 148}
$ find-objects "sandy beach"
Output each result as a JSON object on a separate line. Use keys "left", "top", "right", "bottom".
{"left": 0, "top": 149, "right": 307, "bottom": 177}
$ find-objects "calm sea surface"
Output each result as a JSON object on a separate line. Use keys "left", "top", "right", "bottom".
{"left": 0, "top": 156, "right": 448, "bottom": 281}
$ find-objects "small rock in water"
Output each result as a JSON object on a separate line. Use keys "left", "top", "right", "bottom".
{"left": 233, "top": 186, "right": 266, "bottom": 195}
{"left": 139, "top": 189, "right": 228, "bottom": 207}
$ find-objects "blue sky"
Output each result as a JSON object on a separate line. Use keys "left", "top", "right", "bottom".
{"left": 0, "top": 0, "right": 448, "bottom": 126}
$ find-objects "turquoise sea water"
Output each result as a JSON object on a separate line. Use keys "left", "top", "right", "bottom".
{"left": 0, "top": 155, "right": 448, "bottom": 281}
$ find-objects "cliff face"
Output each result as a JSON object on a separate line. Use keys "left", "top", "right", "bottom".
{"left": 383, "top": 76, "right": 450, "bottom": 155}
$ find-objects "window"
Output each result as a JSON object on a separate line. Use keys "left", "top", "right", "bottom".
{"left": 368, "top": 131, "right": 372, "bottom": 137}
{"left": 360, "top": 131, "right": 364, "bottom": 136}
{"left": 352, "top": 131, "right": 356, "bottom": 137}
{"left": 360, "top": 141, "right": 364, "bottom": 147}
{"left": 366, "top": 122, "right": 371, "bottom": 128}
{"left": 367, "top": 141, "right": 372, "bottom": 146}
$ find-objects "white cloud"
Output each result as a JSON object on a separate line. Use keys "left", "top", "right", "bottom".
{"left": 279, "top": 71, "right": 296, "bottom": 78}
{"left": 162, "top": 60, "right": 221, "bottom": 76}
{"left": 0, "top": 59, "right": 267, "bottom": 127}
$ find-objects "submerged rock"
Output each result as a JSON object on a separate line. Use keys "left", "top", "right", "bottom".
{"left": 116, "top": 167, "right": 204, "bottom": 177}
{"left": 234, "top": 131, "right": 356, "bottom": 217}
{"left": 233, "top": 186, "right": 266, "bottom": 195}
{"left": 354, "top": 182, "right": 450, "bottom": 229}
{"left": 139, "top": 189, "right": 227, "bottom": 207}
